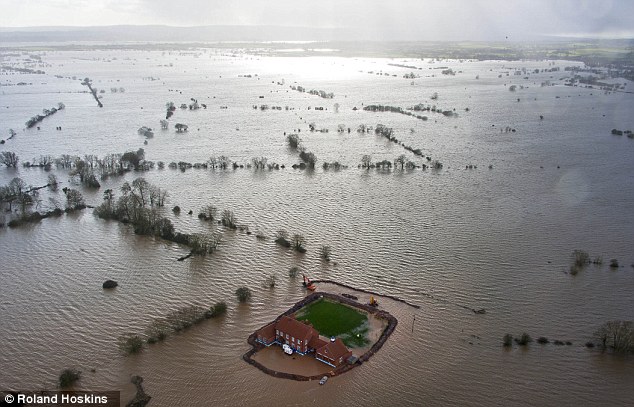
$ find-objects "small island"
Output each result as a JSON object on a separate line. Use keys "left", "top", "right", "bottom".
{"left": 243, "top": 292, "right": 397, "bottom": 381}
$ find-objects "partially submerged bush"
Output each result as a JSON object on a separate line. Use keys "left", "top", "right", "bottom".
{"left": 59, "top": 368, "right": 81, "bottom": 388}
{"left": 287, "top": 133, "right": 301, "bottom": 149}
{"left": 165, "top": 305, "right": 206, "bottom": 331}
{"left": 145, "top": 320, "right": 170, "bottom": 344}
{"left": 609, "top": 259, "right": 619, "bottom": 268}
{"left": 537, "top": 336, "right": 549, "bottom": 344}
{"left": 118, "top": 333, "right": 144, "bottom": 355}
{"left": 275, "top": 229, "right": 291, "bottom": 247}
{"left": 572, "top": 250, "right": 590, "bottom": 267}
{"left": 320, "top": 245, "right": 332, "bottom": 261}
{"left": 206, "top": 301, "right": 227, "bottom": 318}
{"left": 221, "top": 209, "right": 237, "bottom": 229}
{"left": 570, "top": 249, "right": 591, "bottom": 275}
{"left": 263, "top": 274, "right": 276, "bottom": 288}
{"left": 199, "top": 205, "right": 217, "bottom": 221}
{"left": 292, "top": 234, "right": 306, "bottom": 253}
{"left": 515, "top": 333, "right": 532, "bottom": 346}
{"left": 594, "top": 320, "right": 634, "bottom": 353}
{"left": 288, "top": 266, "right": 300, "bottom": 278}
{"left": 236, "top": 287, "right": 252, "bottom": 303}
{"left": 503, "top": 333, "right": 513, "bottom": 347}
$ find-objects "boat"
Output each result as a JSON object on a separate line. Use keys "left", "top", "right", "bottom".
{"left": 319, "top": 376, "right": 328, "bottom": 385}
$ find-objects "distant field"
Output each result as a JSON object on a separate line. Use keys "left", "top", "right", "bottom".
{"left": 296, "top": 299, "right": 369, "bottom": 347}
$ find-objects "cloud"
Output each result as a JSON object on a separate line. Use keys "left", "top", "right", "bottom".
{"left": 0, "top": 0, "right": 632, "bottom": 40}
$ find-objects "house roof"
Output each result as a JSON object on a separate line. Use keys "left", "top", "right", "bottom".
{"left": 256, "top": 322, "right": 276, "bottom": 339}
{"left": 308, "top": 336, "right": 328, "bottom": 350}
{"left": 276, "top": 316, "right": 317, "bottom": 339}
{"left": 316, "top": 338, "right": 351, "bottom": 360}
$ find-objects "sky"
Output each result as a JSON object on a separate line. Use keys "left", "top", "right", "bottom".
{"left": 0, "top": 0, "right": 632, "bottom": 41}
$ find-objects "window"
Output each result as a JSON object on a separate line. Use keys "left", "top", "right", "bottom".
{"left": 275, "top": 330, "right": 279, "bottom": 335}
{"left": 292, "top": 336, "right": 295, "bottom": 342}
{"left": 297, "top": 340, "right": 301, "bottom": 345}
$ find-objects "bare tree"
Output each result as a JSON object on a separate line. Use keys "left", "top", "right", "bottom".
{"left": 221, "top": 209, "right": 236, "bottom": 229}
{"left": 251, "top": 157, "right": 268, "bottom": 170}
{"left": 189, "top": 233, "right": 221, "bottom": 255}
{"left": 0, "top": 151, "right": 19, "bottom": 168}
{"left": 149, "top": 185, "right": 168, "bottom": 207}
{"left": 292, "top": 234, "right": 306, "bottom": 252}
{"left": 200, "top": 205, "right": 217, "bottom": 221}
{"left": 361, "top": 155, "right": 372, "bottom": 169}
{"left": 320, "top": 245, "right": 331, "bottom": 261}
{"left": 594, "top": 321, "right": 634, "bottom": 353}
{"left": 131, "top": 178, "right": 150, "bottom": 207}
{"left": 217, "top": 156, "right": 231, "bottom": 169}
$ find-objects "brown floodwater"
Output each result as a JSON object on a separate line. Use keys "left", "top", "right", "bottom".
{"left": 1, "top": 49, "right": 633, "bottom": 406}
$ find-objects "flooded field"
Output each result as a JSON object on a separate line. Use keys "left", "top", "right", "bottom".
{"left": 1, "top": 47, "right": 633, "bottom": 406}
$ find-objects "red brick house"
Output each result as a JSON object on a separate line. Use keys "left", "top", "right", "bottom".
{"left": 274, "top": 316, "right": 319, "bottom": 354}
{"left": 315, "top": 337, "right": 352, "bottom": 367}
{"left": 255, "top": 315, "right": 352, "bottom": 366}
{"left": 255, "top": 322, "right": 276, "bottom": 345}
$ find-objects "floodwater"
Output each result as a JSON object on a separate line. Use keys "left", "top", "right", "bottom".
{"left": 1, "top": 48, "right": 633, "bottom": 406}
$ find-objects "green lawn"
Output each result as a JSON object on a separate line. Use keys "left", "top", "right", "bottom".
{"left": 295, "top": 299, "right": 369, "bottom": 348}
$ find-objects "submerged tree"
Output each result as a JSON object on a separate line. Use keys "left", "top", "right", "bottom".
{"left": 0, "top": 151, "right": 19, "bottom": 168}
{"left": 189, "top": 233, "right": 221, "bottom": 255}
{"left": 502, "top": 334, "right": 513, "bottom": 347}
{"left": 275, "top": 229, "right": 291, "bottom": 247}
{"left": 118, "top": 333, "right": 144, "bottom": 355}
{"left": 199, "top": 204, "right": 217, "bottom": 221}
{"left": 299, "top": 149, "right": 317, "bottom": 168}
{"left": 594, "top": 321, "right": 634, "bottom": 353}
{"left": 58, "top": 369, "right": 81, "bottom": 389}
{"left": 570, "top": 249, "right": 590, "bottom": 275}
{"left": 65, "top": 189, "right": 85, "bottom": 210}
{"left": 286, "top": 133, "right": 301, "bottom": 149}
{"left": 235, "top": 287, "right": 252, "bottom": 303}
{"left": 251, "top": 157, "right": 268, "bottom": 170}
{"left": 361, "top": 155, "right": 372, "bottom": 169}
{"left": 221, "top": 209, "right": 236, "bottom": 229}
{"left": 320, "top": 245, "right": 332, "bottom": 261}
{"left": 292, "top": 234, "right": 306, "bottom": 253}
{"left": 263, "top": 274, "right": 276, "bottom": 288}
